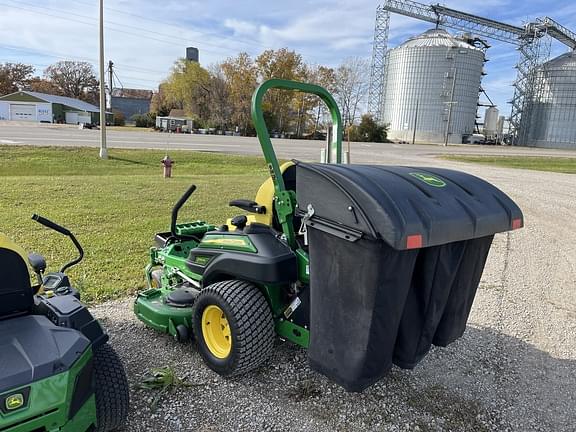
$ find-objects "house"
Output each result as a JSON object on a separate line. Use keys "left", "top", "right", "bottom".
{"left": 155, "top": 109, "right": 193, "bottom": 132}
{"left": 110, "top": 88, "right": 153, "bottom": 122}
{"left": 0, "top": 91, "right": 111, "bottom": 124}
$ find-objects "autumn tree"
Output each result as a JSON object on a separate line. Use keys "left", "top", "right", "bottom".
{"left": 221, "top": 52, "right": 258, "bottom": 134}
{"left": 333, "top": 57, "right": 369, "bottom": 128}
{"left": 255, "top": 48, "right": 307, "bottom": 134}
{"left": 150, "top": 83, "right": 177, "bottom": 117}
{"left": 0, "top": 63, "right": 34, "bottom": 95}
{"left": 163, "top": 59, "right": 211, "bottom": 123}
{"left": 26, "top": 77, "right": 62, "bottom": 95}
{"left": 43, "top": 61, "right": 99, "bottom": 102}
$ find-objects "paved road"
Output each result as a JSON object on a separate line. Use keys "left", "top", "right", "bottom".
{"left": 1, "top": 122, "right": 575, "bottom": 165}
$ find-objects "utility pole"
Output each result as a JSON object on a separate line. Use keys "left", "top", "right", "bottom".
{"left": 444, "top": 68, "right": 458, "bottom": 147}
{"left": 412, "top": 99, "right": 419, "bottom": 145}
{"left": 107, "top": 60, "right": 114, "bottom": 110}
{"left": 98, "top": 0, "right": 108, "bottom": 159}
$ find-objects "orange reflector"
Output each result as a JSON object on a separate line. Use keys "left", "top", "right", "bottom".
{"left": 512, "top": 218, "right": 523, "bottom": 230}
{"left": 406, "top": 234, "right": 423, "bottom": 249}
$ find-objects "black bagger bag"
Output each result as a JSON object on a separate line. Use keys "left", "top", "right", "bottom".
{"left": 296, "top": 162, "right": 523, "bottom": 391}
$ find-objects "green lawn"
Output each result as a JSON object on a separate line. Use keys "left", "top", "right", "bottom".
{"left": 441, "top": 155, "right": 576, "bottom": 174}
{"left": 0, "top": 146, "right": 268, "bottom": 303}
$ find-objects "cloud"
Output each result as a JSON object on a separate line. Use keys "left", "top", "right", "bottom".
{"left": 224, "top": 19, "right": 258, "bottom": 36}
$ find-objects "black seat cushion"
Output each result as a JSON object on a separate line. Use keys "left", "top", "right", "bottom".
{"left": 0, "top": 247, "right": 33, "bottom": 318}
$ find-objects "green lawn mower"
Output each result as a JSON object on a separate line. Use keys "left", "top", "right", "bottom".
{"left": 0, "top": 216, "right": 129, "bottom": 432}
{"left": 134, "top": 79, "right": 524, "bottom": 391}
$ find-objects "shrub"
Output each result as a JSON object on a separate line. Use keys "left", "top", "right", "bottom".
{"left": 112, "top": 110, "right": 125, "bottom": 126}
{"left": 132, "top": 113, "right": 154, "bottom": 128}
{"left": 348, "top": 115, "right": 388, "bottom": 143}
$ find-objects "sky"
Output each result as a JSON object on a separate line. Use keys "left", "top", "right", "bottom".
{"left": 1, "top": 0, "right": 576, "bottom": 119}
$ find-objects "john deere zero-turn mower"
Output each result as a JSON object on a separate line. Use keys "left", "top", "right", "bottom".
{"left": 134, "top": 79, "right": 523, "bottom": 391}
{"left": 0, "top": 215, "right": 129, "bottom": 432}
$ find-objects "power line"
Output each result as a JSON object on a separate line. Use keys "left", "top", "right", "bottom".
{"left": 7, "top": 0, "right": 334, "bottom": 62}
{"left": 71, "top": 0, "right": 287, "bottom": 51}
{"left": 9, "top": 0, "right": 259, "bottom": 55}
{"left": 1, "top": 1, "right": 236, "bottom": 56}
{"left": 0, "top": 44, "right": 167, "bottom": 79}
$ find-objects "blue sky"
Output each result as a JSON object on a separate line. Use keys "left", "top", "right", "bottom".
{"left": 1, "top": 0, "right": 576, "bottom": 118}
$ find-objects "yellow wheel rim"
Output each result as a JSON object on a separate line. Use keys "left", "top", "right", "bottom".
{"left": 201, "top": 305, "right": 232, "bottom": 358}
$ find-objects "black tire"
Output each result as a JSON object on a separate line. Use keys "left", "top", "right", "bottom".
{"left": 150, "top": 269, "right": 163, "bottom": 288}
{"left": 174, "top": 324, "right": 190, "bottom": 343}
{"left": 192, "top": 280, "right": 274, "bottom": 377}
{"left": 93, "top": 343, "right": 130, "bottom": 432}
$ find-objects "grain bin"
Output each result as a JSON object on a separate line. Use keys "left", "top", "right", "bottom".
{"left": 381, "top": 29, "right": 485, "bottom": 144}
{"left": 484, "top": 107, "right": 499, "bottom": 138}
{"left": 526, "top": 52, "right": 576, "bottom": 149}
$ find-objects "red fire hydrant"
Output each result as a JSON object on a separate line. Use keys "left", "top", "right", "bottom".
{"left": 161, "top": 155, "right": 173, "bottom": 178}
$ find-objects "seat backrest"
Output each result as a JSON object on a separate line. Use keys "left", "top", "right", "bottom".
{"left": 227, "top": 161, "right": 296, "bottom": 228}
{"left": 0, "top": 234, "right": 33, "bottom": 318}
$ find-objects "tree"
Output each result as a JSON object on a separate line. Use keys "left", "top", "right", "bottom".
{"left": 206, "top": 64, "right": 232, "bottom": 130}
{"left": 150, "top": 84, "right": 177, "bottom": 117}
{"left": 26, "top": 77, "right": 63, "bottom": 95}
{"left": 307, "top": 65, "right": 336, "bottom": 137}
{"left": 255, "top": 48, "right": 307, "bottom": 134}
{"left": 333, "top": 57, "right": 369, "bottom": 129}
{"left": 43, "top": 61, "right": 99, "bottom": 102}
{"left": 221, "top": 52, "right": 258, "bottom": 135}
{"left": 163, "top": 59, "right": 211, "bottom": 121}
{"left": 0, "top": 63, "right": 34, "bottom": 95}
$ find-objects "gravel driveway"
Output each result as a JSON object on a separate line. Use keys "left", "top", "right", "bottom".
{"left": 93, "top": 153, "right": 576, "bottom": 432}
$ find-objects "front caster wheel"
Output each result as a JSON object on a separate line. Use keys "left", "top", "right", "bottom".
{"left": 174, "top": 324, "right": 190, "bottom": 343}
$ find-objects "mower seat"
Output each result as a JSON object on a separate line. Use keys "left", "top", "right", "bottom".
{"left": 0, "top": 233, "right": 34, "bottom": 319}
{"left": 227, "top": 161, "right": 296, "bottom": 228}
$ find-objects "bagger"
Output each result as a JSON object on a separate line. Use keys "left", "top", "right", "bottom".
{"left": 0, "top": 215, "right": 129, "bottom": 431}
{"left": 134, "top": 79, "right": 523, "bottom": 391}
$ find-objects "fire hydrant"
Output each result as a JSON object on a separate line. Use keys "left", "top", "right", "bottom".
{"left": 161, "top": 155, "right": 173, "bottom": 178}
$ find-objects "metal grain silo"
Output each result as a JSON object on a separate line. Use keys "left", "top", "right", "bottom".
{"left": 526, "top": 52, "right": 576, "bottom": 149}
{"left": 381, "top": 29, "right": 485, "bottom": 144}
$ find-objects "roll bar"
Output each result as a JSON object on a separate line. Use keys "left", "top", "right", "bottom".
{"left": 251, "top": 79, "right": 343, "bottom": 196}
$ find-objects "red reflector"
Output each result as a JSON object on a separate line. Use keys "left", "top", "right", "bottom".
{"left": 512, "top": 218, "right": 523, "bottom": 230}
{"left": 406, "top": 234, "right": 423, "bottom": 249}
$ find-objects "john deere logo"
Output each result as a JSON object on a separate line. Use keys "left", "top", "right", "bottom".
{"left": 409, "top": 172, "right": 447, "bottom": 188}
{"left": 5, "top": 394, "right": 24, "bottom": 411}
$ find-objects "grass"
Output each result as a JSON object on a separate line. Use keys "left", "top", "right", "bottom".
{"left": 441, "top": 155, "right": 576, "bottom": 174}
{"left": 107, "top": 126, "right": 153, "bottom": 132}
{"left": 136, "top": 366, "right": 200, "bottom": 411}
{"left": 0, "top": 145, "right": 268, "bottom": 303}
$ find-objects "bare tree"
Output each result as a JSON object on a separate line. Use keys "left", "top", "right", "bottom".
{"left": 207, "top": 64, "right": 232, "bottom": 130}
{"left": 333, "top": 57, "right": 370, "bottom": 128}
{"left": 307, "top": 65, "right": 336, "bottom": 136}
{"left": 44, "top": 61, "right": 99, "bottom": 102}
{"left": 0, "top": 63, "right": 34, "bottom": 95}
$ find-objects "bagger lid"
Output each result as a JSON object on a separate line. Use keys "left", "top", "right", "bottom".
{"left": 295, "top": 162, "right": 523, "bottom": 250}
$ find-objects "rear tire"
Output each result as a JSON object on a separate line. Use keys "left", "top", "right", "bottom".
{"left": 93, "top": 343, "right": 130, "bottom": 432}
{"left": 192, "top": 280, "right": 274, "bottom": 377}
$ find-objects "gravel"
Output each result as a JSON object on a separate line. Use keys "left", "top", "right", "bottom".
{"left": 92, "top": 152, "right": 576, "bottom": 432}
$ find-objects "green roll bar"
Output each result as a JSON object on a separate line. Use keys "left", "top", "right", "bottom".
{"left": 251, "top": 79, "right": 343, "bottom": 247}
